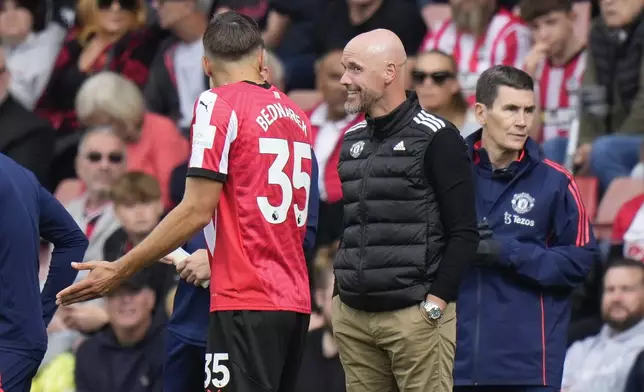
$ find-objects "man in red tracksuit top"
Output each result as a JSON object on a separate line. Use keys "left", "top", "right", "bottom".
{"left": 454, "top": 65, "right": 599, "bottom": 392}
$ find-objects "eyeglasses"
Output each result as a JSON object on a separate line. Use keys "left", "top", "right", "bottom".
{"left": 411, "top": 70, "right": 455, "bottom": 86}
{"left": 97, "top": 0, "right": 139, "bottom": 11}
{"left": 86, "top": 151, "right": 124, "bottom": 164}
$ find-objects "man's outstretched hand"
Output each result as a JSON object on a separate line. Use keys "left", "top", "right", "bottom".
{"left": 56, "top": 261, "right": 125, "bottom": 306}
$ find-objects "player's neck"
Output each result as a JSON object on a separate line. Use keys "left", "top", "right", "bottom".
{"left": 348, "top": 0, "right": 383, "bottom": 25}
{"left": 211, "top": 68, "right": 264, "bottom": 88}
{"left": 113, "top": 316, "right": 152, "bottom": 346}
{"left": 173, "top": 12, "right": 207, "bottom": 43}
{"left": 481, "top": 132, "right": 519, "bottom": 169}
{"left": 368, "top": 88, "right": 407, "bottom": 118}
{"left": 549, "top": 37, "right": 583, "bottom": 67}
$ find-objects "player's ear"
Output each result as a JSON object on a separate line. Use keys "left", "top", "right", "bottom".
{"left": 474, "top": 102, "right": 487, "bottom": 126}
{"left": 202, "top": 56, "right": 212, "bottom": 78}
{"left": 258, "top": 48, "right": 267, "bottom": 73}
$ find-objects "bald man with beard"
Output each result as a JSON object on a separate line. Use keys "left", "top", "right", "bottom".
{"left": 331, "top": 29, "right": 479, "bottom": 392}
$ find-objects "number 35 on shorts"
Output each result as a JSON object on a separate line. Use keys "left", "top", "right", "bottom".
{"left": 204, "top": 352, "right": 231, "bottom": 389}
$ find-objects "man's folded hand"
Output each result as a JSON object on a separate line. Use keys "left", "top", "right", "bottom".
{"left": 473, "top": 222, "right": 502, "bottom": 267}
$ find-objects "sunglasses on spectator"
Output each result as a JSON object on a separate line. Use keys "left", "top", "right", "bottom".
{"left": 411, "top": 70, "right": 455, "bottom": 86}
{"left": 86, "top": 152, "right": 124, "bottom": 164}
{"left": 97, "top": 0, "right": 139, "bottom": 11}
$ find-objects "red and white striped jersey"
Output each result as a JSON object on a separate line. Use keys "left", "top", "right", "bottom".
{"left": 534, "top": 48, "right": 586, "bottom": 142}
{"left": 421, "top": 9, "right": 532, "bottom": 104}
{"left": 187, "top": 81, "right": 313, "bottom": 314}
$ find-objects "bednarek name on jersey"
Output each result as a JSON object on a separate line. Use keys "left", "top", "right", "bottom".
{"left": 256, "top": 102, "right": 307, "bottom": 134}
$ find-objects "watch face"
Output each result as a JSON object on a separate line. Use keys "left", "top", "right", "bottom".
{"left": 428, "top": 306, "right": 442, "bottom": 320}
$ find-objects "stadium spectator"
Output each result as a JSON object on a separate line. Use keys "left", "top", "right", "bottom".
{"left": 333, "top": 30, "right": 478, "bottom": 392}
{"left": 40, "top": 128, "right": 126, "bottom": 371}
{"left": 576, "top": 0, "right": 644, "bottom": 191}
{"left": 454, "top": 65, "right": 597, "bottom": 392}
{"left": 520, "top": 0, "right": 586, "bottom": 164}
{"left": 36, "top": 0, "right": 167, "bottom": 187}
{"left": 65, "top": 128, "right": 126, "bottom": 263}
{"left": 421, "top": 0, "right": 532, "bottom": 103}
{"left": 308, "top": 49, "right": 364, "bottom": 248}
{"left": 0, "top": 0, "right": 66, "bottom": 109}
{"left": 74, "top": 268, "right": 166, "bottom": 392}
{"left": 76, "top": 72, "right": 190, "bottom": 210}
{"left": 562, "top": 258, "right": 644, "bottom": 392}
{"left": 144, "top": 0, "right": 209, "bottom": 134}
{"left": 0, "top": 47, "right": 55, "bottom": 189}
{"left": 103, "top": 172, "right": 176, "bottom": 309}
{"left": 413, "top": 49, "right": 479, "bottom": 137}
{"left": 295, "top": 248, "right": 346, "bottom": 392}
{"left": 313, "top": 0, "right": 427, "bottom": 59}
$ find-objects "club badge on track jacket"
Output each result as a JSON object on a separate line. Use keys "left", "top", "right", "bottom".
{"left": 454, "top": 130, "right": 599, "bottom": 388}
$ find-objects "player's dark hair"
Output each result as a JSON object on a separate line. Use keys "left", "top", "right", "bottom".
{"left": 203, "top": 11, "right": 264, "bottom": 61}
{"left": 475, "top": 65, "right": 534, "bottom": 107}
{"left": 519, "top": 0, "right": 573, "bottom": 22}
{"left": 110, "top": 171, "right": 161, "bottom": 206}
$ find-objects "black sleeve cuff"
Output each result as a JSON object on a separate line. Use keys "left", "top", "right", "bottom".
{"left": 186, "top": 167, "right": 227, "bottom": 183}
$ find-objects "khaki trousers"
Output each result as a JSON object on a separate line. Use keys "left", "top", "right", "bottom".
{"left": 331, "top": 296, "right": 457, "bottom": 392}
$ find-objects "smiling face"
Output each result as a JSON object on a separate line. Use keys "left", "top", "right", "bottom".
{"left": 106, "top": 286, "right": 155, "bottom": 330}
{"left": 340, "top": 49, "right": 385, "bottom": 115}
{"left": 475, "top": 85, "right": 536, "bottom": 152}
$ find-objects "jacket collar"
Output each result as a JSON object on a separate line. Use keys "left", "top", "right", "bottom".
{"left": 366, "top": 91, "right": 421, "bottom": 139}
{"left": 465, "top": 128, "right": 542, "bottom": 173}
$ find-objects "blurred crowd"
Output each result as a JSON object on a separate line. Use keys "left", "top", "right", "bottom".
{"left": 2, "top": 0, "right": 641, "bottom": 390}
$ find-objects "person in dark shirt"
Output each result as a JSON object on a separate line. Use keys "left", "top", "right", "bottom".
{"left": 0, "top": 153, "right": 88, "bottom": 391}
{"left": 313, "top": 0, "right": 427, "bottom": 57}
{"left": 296, "top": 251, "right": 346, "bottom": 392}
{"left": 74, "top": 269, "right": 165, "bottom": 392}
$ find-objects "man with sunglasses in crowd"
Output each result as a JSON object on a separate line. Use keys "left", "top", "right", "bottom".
{"left": 0, "top": 152, "right": 88, "bottom": 392}
{"left": 331, "top": 29, "right": 478, "bottom": 392}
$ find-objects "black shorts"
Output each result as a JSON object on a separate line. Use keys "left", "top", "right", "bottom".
{"left": 205, "top": 310, "right": 310, "bottom": 392}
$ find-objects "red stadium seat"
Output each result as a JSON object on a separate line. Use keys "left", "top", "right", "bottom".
{"left": 594, "top": 177, "right": 644, "bottom": 240}
{"left": 575, "top": 176, "right": 598, "bottom": 220}
{"left": 288, "top": 90, "right": 322, "bottom": 112}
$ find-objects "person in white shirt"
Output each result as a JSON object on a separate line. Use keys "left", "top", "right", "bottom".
{"left": 562, "top": 258, "right": 644, "bottom": 392}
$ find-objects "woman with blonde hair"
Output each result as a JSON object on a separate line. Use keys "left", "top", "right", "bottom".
{"left": 413, "top": 49, "right": 479, "bottom": 137}
{"left": 36, "top": 0, "right": 167, "bottom": 186}
{"left": 76, "top": 71, "right": 189, "bottom": 210}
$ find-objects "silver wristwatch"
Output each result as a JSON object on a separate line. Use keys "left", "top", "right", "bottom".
{"left": 421, "top": 300, "right": 443, "bottom": 320}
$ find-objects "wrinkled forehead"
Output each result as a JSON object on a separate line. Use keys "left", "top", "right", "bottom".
{"left": 342, "top": 45, "right": 383, "bottom": 70}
